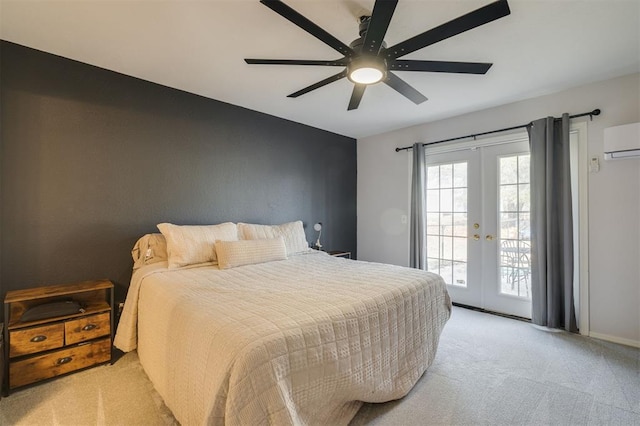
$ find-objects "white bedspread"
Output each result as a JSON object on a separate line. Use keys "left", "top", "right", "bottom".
{"left": 115, "top": 251, "right": 451, "bottom": 425}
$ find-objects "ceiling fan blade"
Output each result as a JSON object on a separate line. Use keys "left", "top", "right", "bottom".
{"left": 385, "top": 0, "right": 511, "bottom": 60}
{"left": 245, "top": 58, "right": 348, "bottom": 66}
{"left": 362, "top": 0, "right": 398, "bottom": 55}
{"left": 384, "top": 72, "right": 428, "bottom": 105}
{"left": 347, "top": 84, "right": 366, "bottom": 110}
{"left": 288, "top": 70, "right": 348, "bottom": 98}
{"left": 390, "top": 60, "right": 493, "bottom": 74}
{"left": 260, "top": 0, "right": 354, "bottom": 57}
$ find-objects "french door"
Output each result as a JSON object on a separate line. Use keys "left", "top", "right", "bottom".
{"left": 424, "top": 138, "right": 532, "bottom": 318}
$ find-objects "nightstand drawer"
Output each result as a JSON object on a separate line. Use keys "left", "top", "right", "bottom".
{"left": 9, "top": 323, "right": 65, "bottom": 357}
{"left": 65, "top": 312, "right": 110, "bottom": 345}
{"left": 9, "top": 337, "right": 111, "bottom": 389}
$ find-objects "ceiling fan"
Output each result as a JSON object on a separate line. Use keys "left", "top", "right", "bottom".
{"left": 245, "top": 0, "right": 511, "bottom": 110}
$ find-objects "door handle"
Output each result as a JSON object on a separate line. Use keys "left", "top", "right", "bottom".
{"left": 485, "top": 234, "right": 494, "bottom": 241}
{"left": 472, "top": 234, "right": 480, "bottom": 241}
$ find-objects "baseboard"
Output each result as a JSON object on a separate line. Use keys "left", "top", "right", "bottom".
{"left": 452, "top": 303, "right": 639, "bottom": 348}
{"left": 452, "top": 302, "right": 531, "bottom": 323}
{"left": 589, "top": 331, "right": 640, "bottom": 348}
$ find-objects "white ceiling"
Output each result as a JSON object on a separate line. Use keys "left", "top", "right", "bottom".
{"left": 1, "top": 0, "right": 639, "bottom": 139}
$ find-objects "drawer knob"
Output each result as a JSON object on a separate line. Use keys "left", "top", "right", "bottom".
{"left": 81, "top": 324, "right": 97, "bottom": 331}
{"left": 30, "top": 335, "right": 47, "bottom": 343}
{"left": 56, "top": 356, "right": 73, "bottom": 365}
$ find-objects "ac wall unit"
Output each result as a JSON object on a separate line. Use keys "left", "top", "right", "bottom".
{"left": 603, "top": 122, "right": 640, "bottom": 160}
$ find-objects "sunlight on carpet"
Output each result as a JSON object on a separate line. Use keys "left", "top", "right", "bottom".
{"left": 0, "top": 351, "right": 177, "bottom": 426}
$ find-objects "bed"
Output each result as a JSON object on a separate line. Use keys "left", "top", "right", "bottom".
{"left": 114, "top": 221, "right": 451, "bottom": 425}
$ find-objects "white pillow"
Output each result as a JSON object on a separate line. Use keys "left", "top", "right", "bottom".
{"left": 157, "top": 222, "right": 238, "bottom": 268}
{"left": 216, "top": 237, "right": 287, "bottom": 269}
{"left": 131, "top": 233, "right": 168, "bottom": 270}
{"left": 237, "top": 221, "right": 309, "bottom": 255}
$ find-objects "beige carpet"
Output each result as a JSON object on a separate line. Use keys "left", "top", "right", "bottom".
{"left": 0, "top": 351, "right": 177, "bottom": 426}
{"left": 1, "top": 307, "right": 639, "bottom": 425}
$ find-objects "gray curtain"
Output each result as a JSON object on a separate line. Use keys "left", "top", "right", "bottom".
{"left": 527, "top": 114, "right": 577, "bottom": 332}
{"left": 410, "top": 142, "right": 427, "bottom": 269}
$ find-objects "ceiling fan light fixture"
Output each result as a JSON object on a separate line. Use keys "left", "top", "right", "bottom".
{"left": 349, "top": 67, "right": 384, "bottom": 84}
{"left": 347, "top": 56, "right": 387, "bottom": 85}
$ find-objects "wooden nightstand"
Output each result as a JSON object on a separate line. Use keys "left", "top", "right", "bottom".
{"left": 3, "top": 280, "right": 113, "bottom": 393}
{"left": 328, "top": 251, "right": 352, "bottom": 259}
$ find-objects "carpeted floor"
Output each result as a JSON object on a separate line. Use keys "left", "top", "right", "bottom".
{"left": 0, "top": 346, "right": 177, "bottom": 426}
{"left": 1, "top": 306, "right": 638, "bottom": 425}
{"left": 352, "top": 307, "right": 640, "bottom": 425}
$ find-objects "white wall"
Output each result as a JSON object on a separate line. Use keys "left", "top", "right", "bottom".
{"left": 357, "top": 73, "right": 640, "bottom": 346}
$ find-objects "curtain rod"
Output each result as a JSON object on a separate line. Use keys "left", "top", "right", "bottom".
{"left": 394, "top": 108, "right": 601, "bottom": 152}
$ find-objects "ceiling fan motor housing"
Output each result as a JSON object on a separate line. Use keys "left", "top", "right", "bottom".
{"left": 346, "top": 15, "right": 388, "bottom": 84}
{"left": 349, "top": 15, "right": 388, "bottom": 53}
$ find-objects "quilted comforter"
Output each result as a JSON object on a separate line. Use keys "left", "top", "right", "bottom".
{"left": 114, "top": 251, "right": 451, "bottom": 425}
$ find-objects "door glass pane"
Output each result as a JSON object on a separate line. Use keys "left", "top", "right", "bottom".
{"left": 498, "top": 154, "right": 531, "bottom": 299}
{"left": 425, "top": 162, "right": 468, "bottom": 287}
{"left": 440, "top": 261, "right": 453, "bottom": 285}
{"left": 440, "top": 213, "right": 453, "bottom": 236}
{"left": 440, "top": 164, "right": 453, "bottom": 188}
{"left": 427, "top": 167, "right": 440, "bottom": 189}
{"left": 440, "top": 189, "right": 453, "bottom": 212}
{"left": 453, "top": 188, "right": 467, "bottom": 212}
{"left": 452, "top": 213, "right": 467, "bottom": 237}
{"left": 518, "top": 213, "right": 530, "bottom": 239}
{"left": 426, "top": 190, "right": 440, "bottom": 212}
{"left": 453, "top": 262, "right": 467, "bottom": 287}
{"left": 427, "top": 258, "right": 440, "bottom": 277}
{"left": 426, "top": 212, "right": 440, "bottom": 235}
{"left": 500, "top": 212, "right": 518, "bottom": 239}
{"left": 442, "top": 236, "right": 453, "bottom": 260}
{"left": 426, "top": 235, "right": 440, "bottom": 259}
{"left": 500, "top": 156, "right": 518, "bottom": 184}
{"left": 518, "top": 158, "right": 530, "bottom": 183}
{"left": 519, "top": 183, "right": 530, "bottom": 211}
{"left": 500, "top": 185, "right": 518, "bottom": 211}
{"left": 453, "top": 163, "right": 467, "bottom": 187}
{"left": 452, "top": 237, "right": 467, "bottom": 262}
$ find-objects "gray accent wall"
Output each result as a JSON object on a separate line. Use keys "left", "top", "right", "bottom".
{"left": 0, "top": 41, "right": 356, "bottom": 303}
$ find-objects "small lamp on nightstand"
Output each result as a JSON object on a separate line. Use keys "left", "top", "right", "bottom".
{"left": 313, "top": 222, "right": 323, "bottom": 250}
